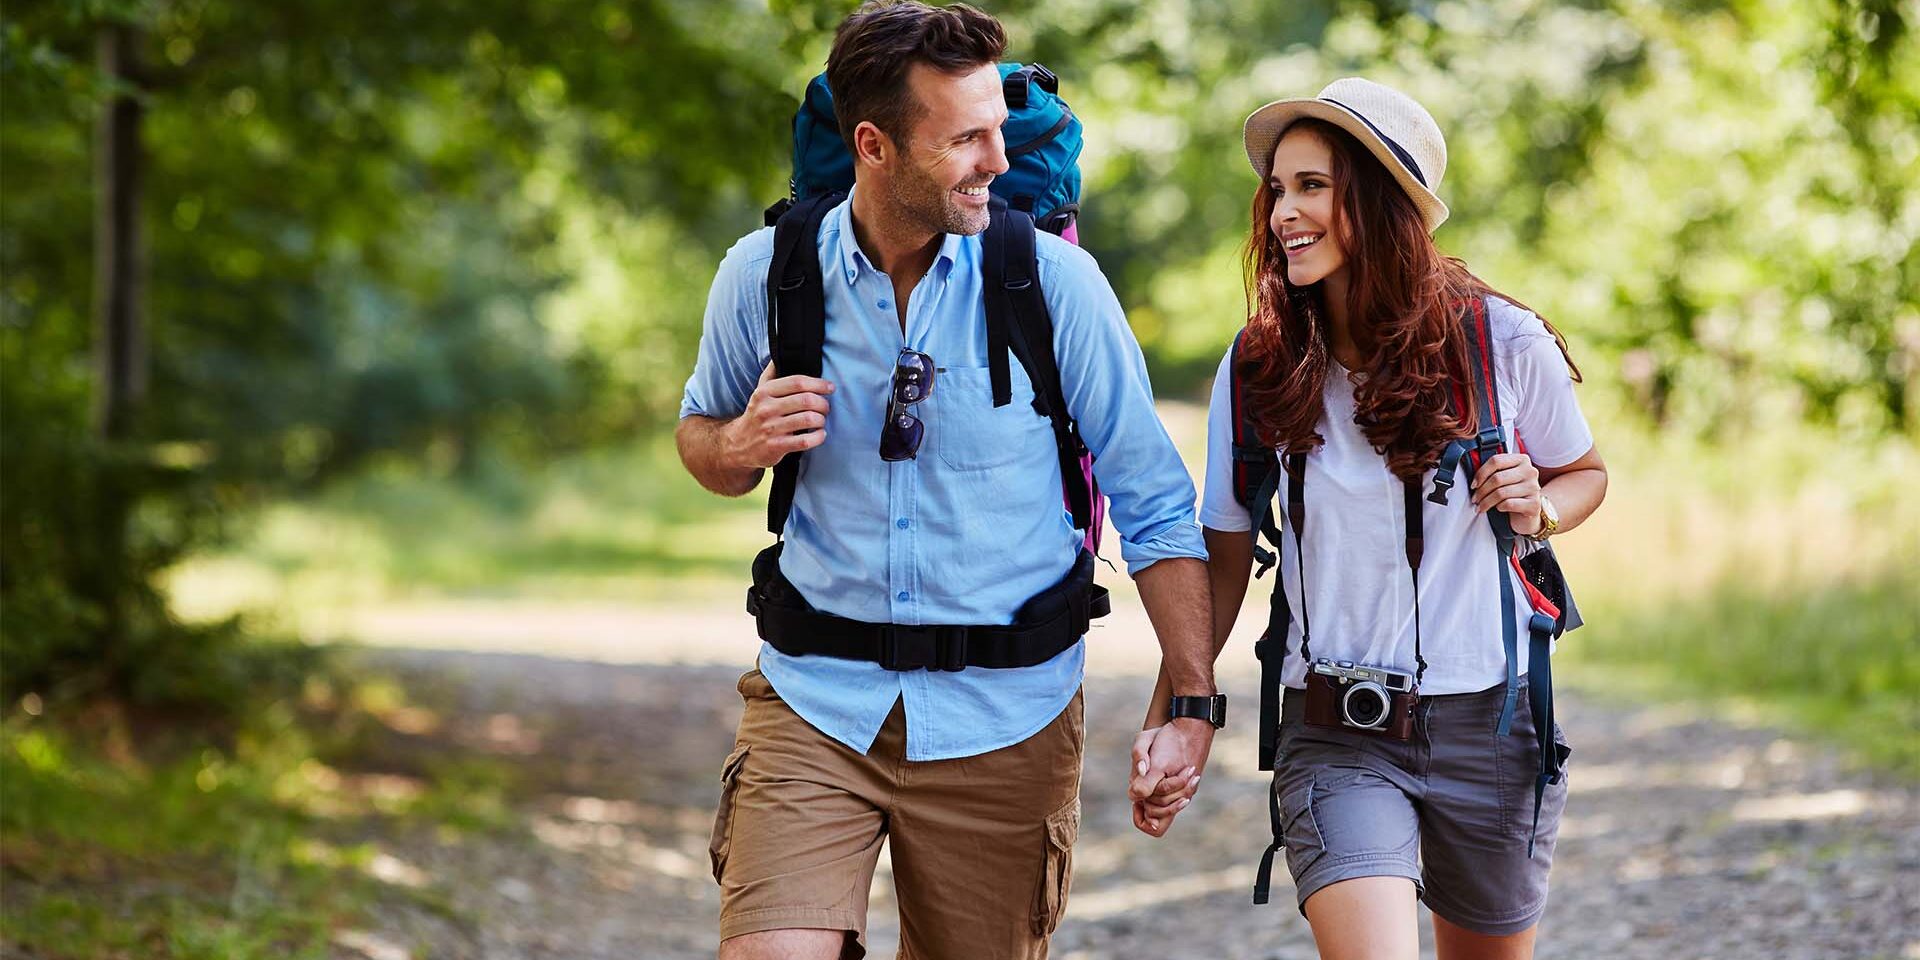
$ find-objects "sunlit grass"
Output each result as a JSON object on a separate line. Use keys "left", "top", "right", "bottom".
{"left": 0, "top": 671, "right": 514, "bottom": 958}
{"left": 1544, "top": 396, "right": 1920, "bottom": 774}
{"left": 166, "top": 433, "right": 770, "bottom": 628}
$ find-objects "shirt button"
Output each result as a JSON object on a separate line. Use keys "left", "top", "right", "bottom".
{"left": 896, "top": 591, "right": 911, "bottom": 602}
{"left": 896, "top": 518, "right": 910, "bottom": 529}
{"left": 877, "top": 299, "right": 890, "bottom": 310}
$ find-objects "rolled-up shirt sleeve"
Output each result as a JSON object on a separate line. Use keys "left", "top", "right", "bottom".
{"left": 679, "top": 229, "right": 775, "bottom": 422}
{"left": 1038, "top": 240, "right": 1207, "bottom": 576}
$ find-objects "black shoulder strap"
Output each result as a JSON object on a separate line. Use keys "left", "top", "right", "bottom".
{"left": 764, "top": 192, "right": 842, "bottom": 537}
{"left": 983, "top": 198, "right": 1095, "bottom": 532}
{"left": 1228, "top": 331, "right": 1285, "bottom": 576}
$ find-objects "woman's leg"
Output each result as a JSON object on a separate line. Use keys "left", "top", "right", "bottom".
{"left": 1301, "top": 875, "right": 1421, "bottom": 960}
{"left": 1432, "top": 911, "right": 1536, "bottom": 960}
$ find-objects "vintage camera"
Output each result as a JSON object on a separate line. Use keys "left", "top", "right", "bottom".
{"left": 1303, "top": 659, "right": 1418, "bottom": 740}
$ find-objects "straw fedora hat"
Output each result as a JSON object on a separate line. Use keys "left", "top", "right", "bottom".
{"left": 1242, "top": 77, "right": 1450, "bottom": 232}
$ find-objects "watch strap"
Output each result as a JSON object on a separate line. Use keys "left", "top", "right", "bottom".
{"left": 1169, "top": 694, "right": 1227, "bottom": 728}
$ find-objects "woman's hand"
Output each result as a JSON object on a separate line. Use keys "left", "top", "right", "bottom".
{"left": 1128, "top": 721, "right": 1210, "bottom": 837}
{"left": 1469, "top": 451, "right": 1545, "bottom": 536}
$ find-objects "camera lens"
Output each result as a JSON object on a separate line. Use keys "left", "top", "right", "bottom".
{"left": 1343, "top": 683, "right": 1388, "bottom": 728}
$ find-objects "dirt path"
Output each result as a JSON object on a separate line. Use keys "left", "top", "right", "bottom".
{"left": 331, "top": 602, "right": 1919, "bottom": 960}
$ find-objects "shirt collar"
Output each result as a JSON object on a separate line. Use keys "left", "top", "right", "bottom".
{"left": 831, "top": 185, "right": 964, "bottom": 287}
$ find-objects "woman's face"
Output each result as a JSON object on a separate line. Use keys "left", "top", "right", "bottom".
{"left": 1267, "top": 127, "right": 1346, "bottom": 288}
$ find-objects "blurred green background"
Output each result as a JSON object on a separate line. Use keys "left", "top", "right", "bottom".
{"left": 3, "top": 0, "right": 1917, "bottom": 955}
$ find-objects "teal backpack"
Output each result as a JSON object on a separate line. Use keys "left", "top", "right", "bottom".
{"left": 769, "top": 62, "right": 1084, "bottom": 238}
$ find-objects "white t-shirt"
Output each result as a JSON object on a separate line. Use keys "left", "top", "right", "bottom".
{"left": 1201, "top": 297, "right": 1595, "bottom": 695}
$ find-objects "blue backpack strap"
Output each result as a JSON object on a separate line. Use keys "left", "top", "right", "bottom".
{"left": 763, "top": 193, "right": 842, "bottom": 537}
{"left": 1451, "top": 296, "right": 1563, "bottom": 859}
{"left": 1453, "top": 298, "right": 1525, "bottom": 738}
{"left": 983, "top": 197, "right": 1096, "bottom": 534}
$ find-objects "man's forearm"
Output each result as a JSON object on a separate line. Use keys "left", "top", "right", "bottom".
{"left": 1133, "top": 556, "right": 1215, "bottom": 703}
{"left": 675, "top": 415, "right": 763, "bottom": 497}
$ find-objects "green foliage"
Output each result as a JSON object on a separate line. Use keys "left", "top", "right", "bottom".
{"left": 166, "top": 434, "right": 767, "bottom": 613}
{"left": 4, "top": 0, "right": 1916, "bottom": 712}
{"left": 1, "top": 0, "right": 795, "bottom": 707}
{"left": 1567, "top": 562, "right": 1920, "bottom": 775}
{"left": 0, "top": 673, "right": 518, "bottom": 958}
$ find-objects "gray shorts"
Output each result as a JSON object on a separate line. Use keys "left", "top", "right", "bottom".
{"left": 1271, "top": 678, "right": 1571, "bottom": 936}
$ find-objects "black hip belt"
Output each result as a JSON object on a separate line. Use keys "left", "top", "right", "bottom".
{"left": 745, "top": 543, "right": 1110, "bottom": 672}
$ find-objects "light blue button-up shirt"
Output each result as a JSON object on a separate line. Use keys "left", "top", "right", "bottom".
{"left": 680, "top": 192, "right": 1206, "bottom": 760}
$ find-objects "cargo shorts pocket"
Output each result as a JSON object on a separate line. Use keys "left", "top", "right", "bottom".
{"left": 1031, "top": 796, "right": 1081, "bottom": 936}
{"left": 708, "top": 743, "right": 750, "bottom": 884}
{"left": 1279, "top": 780, "right": 1325, "bottom": 878}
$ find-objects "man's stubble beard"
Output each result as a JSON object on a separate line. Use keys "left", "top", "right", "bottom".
{"left": 885, "top": 151, "right": 989, "bottom": 238}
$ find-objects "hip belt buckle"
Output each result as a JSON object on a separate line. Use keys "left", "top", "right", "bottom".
{"left": 878, "top": 624, "right": 969, "bottom": 672}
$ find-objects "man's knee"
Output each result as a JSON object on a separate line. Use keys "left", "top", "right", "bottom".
{"left": 718, "top": 927, "right": 848, "bottom": 960}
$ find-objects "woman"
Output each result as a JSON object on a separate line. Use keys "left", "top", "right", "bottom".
{"left": 1140, "top": 78, "right": 1608, "bottom": 958}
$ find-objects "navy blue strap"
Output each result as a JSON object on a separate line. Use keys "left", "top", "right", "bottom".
{"left": 1457, "top": 298, "right": 1527, "bottom": 737}
{"left": 1255, "top": 552, "right": 1290, "bottom": 773}
{"left": 1526, "top": 609, "right": 1559, "bottom": 858}
{"left": 1428, "top": 438, "right": 1472, "bottom": 505}
{"left": 1253, "top": 777, "right": 1284, "bottom": 904}
{"left": 1230, "top": 331, "right": 1290, "bottom": 770}
{"left": 1494, "top": 537, "right": 1522, "bottom": 735}
{"left": 1243, "top": 465, "right": 1283, "bottom": 578}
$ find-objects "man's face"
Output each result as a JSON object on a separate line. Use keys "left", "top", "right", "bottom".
{"left": 883, "top": 62, "right": 1010, "bottom": 236}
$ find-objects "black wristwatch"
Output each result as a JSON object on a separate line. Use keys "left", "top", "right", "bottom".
{"left": 1168, "top": 694, "right": 1227, "bottom": 728}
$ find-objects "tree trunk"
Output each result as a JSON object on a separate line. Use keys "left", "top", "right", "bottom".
{"left": 91, "top": 22, "right": 146, "bottom": 658}
{"left": 93, "top": 23, "right": 146, "bottom": 440}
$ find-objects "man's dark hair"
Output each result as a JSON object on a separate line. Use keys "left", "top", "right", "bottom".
{"left": 826, "top": 1, "right": 1007, "bottom": 152}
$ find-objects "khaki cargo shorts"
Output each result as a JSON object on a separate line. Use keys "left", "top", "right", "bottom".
{"left": 709, "top": 668, "right": 1085, "bottom": 959}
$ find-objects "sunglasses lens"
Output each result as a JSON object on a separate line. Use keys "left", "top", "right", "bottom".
{"left": 880, "top": 411, "right": 924, "bottom": 461}
{"left": 882, "top": 349, "right": 933, "bottom": 461}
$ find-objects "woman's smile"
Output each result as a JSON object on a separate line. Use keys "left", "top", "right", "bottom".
{"left": 1282, "top": 231, "right": 1324, "bottom": 258}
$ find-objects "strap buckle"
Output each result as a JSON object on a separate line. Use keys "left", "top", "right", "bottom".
{"left": 877, "top": 624, "right": 969, "bottom": 672}
{"left": 1475, "top": 426, "right": 1503, "bottom": 460}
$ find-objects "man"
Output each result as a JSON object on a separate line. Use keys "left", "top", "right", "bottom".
{"left": 677, "top": 4, "right": 1215, "bottom": 957}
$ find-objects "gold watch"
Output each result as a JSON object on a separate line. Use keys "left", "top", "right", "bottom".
{"left": 1529, "top": 494, "right": 1560, "bottom": 542}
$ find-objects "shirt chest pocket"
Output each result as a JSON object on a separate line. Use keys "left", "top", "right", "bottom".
{"left": 924, "top": 365, "right": 1057, "bottom": 473}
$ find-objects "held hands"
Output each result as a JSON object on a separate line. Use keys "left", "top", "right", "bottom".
{"left": 1469, "top": 451, "right": 1546, "bottom": 537}
{"left": 1127, "top": 719, "right": 1215, "bottom": 838}
{"left": 726, "top": 363, "right": 836, "bottom": 470}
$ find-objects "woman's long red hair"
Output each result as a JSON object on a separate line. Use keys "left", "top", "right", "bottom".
{"left": 1239, "top": 119, "right": 1580, "bottom": 479}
